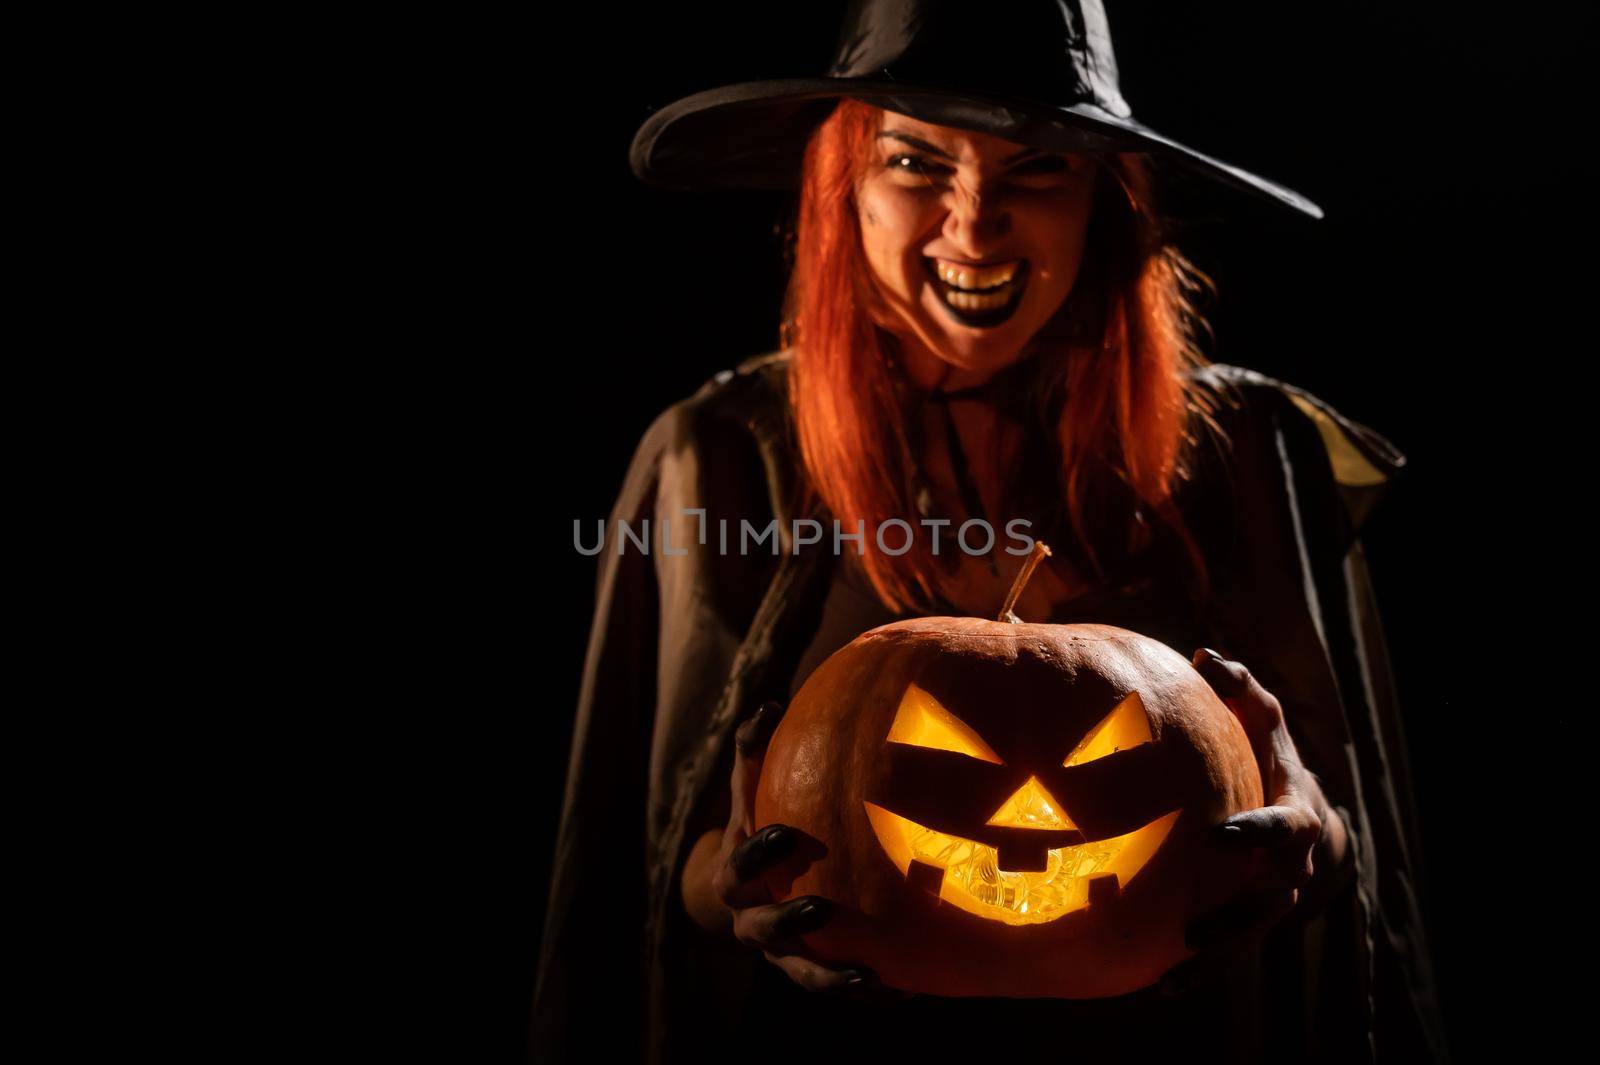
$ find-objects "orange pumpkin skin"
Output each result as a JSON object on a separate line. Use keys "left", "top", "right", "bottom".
{"left": 753, "top": 619, "right": 1264, "bottom": 999}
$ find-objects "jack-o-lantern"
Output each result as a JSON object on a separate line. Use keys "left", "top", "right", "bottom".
{"left": 753, "top": 545, "right": 1263, "bottom": 998}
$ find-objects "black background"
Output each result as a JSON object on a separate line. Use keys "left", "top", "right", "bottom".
{"left": 482, "top": 2, "right": 1589, "bottom": 1057}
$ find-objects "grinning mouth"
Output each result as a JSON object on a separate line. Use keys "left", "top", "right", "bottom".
{"left": 924, "top": 257, "right": 1030, "bottom": 328}
{"left": 864, "top": 801, "right": 1178, "bottom": 925}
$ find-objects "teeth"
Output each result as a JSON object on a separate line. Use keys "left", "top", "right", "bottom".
{"left": 945, "top": 288, "right": 1011, "bottom": 311}
{"left": 935, "top": 259, "right": 1020, "bottom": 291}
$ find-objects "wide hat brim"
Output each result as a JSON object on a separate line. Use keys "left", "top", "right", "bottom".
{"left": 630, "top": 78, "right": 1323, "bottom": 220}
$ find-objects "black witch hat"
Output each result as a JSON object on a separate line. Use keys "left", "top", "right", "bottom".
{"left": 630, "top": 0, "right": 1322, "bottom": 218}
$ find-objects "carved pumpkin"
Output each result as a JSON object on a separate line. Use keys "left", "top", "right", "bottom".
{"left": 753, "top": 549, "right": 1263, "bottom": 998}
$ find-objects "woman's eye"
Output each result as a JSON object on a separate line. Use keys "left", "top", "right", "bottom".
{"left": 886, "top": 153, "right": 949, "bottom": 182}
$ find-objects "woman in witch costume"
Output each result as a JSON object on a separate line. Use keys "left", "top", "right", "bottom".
{"left": 533, "top": 2, "right": 1446, "bottom": 1062}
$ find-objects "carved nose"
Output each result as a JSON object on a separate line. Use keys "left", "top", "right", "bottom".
{"left": 986, "top": 775, "right": 1076, "bottom": 831}
{"left": 987, "top": 777, "right": 1084, "bottom": 872}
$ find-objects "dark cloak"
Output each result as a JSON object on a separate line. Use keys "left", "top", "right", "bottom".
{"left": 531, "top": 351, "right": 1446, "bottom": 1063}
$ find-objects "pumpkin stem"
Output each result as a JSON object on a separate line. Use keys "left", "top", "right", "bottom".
{"left": 999, "top": 541, "right": 1052, "bottom": 623}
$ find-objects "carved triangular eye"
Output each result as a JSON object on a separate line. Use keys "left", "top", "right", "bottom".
{"left": 1063, "top": 691, "right": 1153, "bottom": 768}
{"left": 887, "top": 683, "right": 1003, "bottom": 764}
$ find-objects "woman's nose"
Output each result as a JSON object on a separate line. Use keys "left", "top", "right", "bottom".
{"left": 943, "top": 176, "right": 1011, "bottom": 256}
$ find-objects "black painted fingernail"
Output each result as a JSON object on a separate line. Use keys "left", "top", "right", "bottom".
{"left": 735, "top": 701, "right": 785, "bottom": 754}
{"left": 777, "top": 896, "right": 833, "bottom": 937}
{"left": 731, "top": 825, "right": 795, "bottom": 879}
{"left": 750, "top": 824, "right": 794, "bottom": 863}
{"left": 759, "top": 823, "right": 795, "bottom": 852}
{"left": 1202, "top": 648, "right": 1226, "bottom": 666}
{"left": 735, "top": 705, "right": 769, "bottom": 752}
{"left": 1213, "top": 822, "right": 1247, "bottom": 846}
{"left": 840, "top": 967, "right": 880, "bottom": 994}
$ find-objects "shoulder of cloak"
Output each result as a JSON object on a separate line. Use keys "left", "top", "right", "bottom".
{"left": 1187, "top": 362, "right": 1407, "bottom": 537}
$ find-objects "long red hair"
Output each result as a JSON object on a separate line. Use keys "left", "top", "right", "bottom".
{"left": 784, "top": 98, "right": 1216, "bottom": 613}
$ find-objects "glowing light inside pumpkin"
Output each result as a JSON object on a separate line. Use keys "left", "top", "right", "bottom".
{"left": 886, "top": 683, "right": 1003, "bottom": 764}
{"left": 867, "top": 685, "right": 1175, "bottom": 925}
{"left": 865, "top": 802, "right": 1179, "bottom": 925}
{"left": 1064, "top": 691, "right": 1153, "bottom": 767}
{"left": 985, "top": 775, "right": 1076, "bottom": 830}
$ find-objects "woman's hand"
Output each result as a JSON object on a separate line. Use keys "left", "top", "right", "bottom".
{"left": 680, "top": 701, "right": 888, "bottom": 995}
{"left": 1164, "top": 649, "right": 1352, "bottom": 988}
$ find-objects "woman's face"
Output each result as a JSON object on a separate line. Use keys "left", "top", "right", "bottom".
{"left": 854, "top": 111, "right": 1099, "bottom": 387}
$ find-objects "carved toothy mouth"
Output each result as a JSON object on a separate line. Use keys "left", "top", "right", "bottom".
{"left": 863, "top": 801, "right": 1179, "bottom": 926}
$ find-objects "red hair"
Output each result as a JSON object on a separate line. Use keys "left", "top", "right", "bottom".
{"left": 783, "top": 98, "right": 1216, "bottom": 613}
